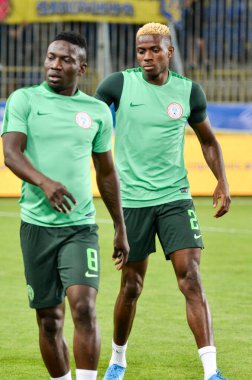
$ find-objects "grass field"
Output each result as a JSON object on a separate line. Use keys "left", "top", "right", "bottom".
{"left": 0, "top": 197, "right": 252, "bottom": 380}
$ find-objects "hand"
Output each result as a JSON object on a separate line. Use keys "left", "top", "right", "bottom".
{"left": 112, "top": 226, "right": 130, "bottom": 270}
{"left": 40, "top": 178, "right": 77, "bottom": 213}
{"left": 213, "top": 180, "right": 231, "bottom": 218}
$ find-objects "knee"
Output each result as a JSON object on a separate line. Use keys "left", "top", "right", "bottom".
{"left": 71, "top": 298, "right": 96, "bottom": 329}
{"left": 122, "top": 274, "right": 144, "bottom": 301}
{"left": 37, "top": 309, "right": 64, "bottom": 339}
{"left": 177, "top": 269, "right": 202, "bottom": 297}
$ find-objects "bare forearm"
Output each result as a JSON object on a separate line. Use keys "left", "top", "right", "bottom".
{"left": 4, "top": 150, "right": 48, "bottom": 187}
{"left": 201, "top": 140, "right": 227, "bottom": 182}
{"left": 96, "top": 170, "right": 125, "bottom": 229}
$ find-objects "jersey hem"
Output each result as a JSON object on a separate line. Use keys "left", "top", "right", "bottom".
{"left": 121, "top": 193, "right": 192, "bottom": 208}
{"left": 21, "top": 215, "right": 96, "bottom": 227}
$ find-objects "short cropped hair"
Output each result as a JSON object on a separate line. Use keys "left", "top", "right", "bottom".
{"left": 53, "top": 31, "right": 87, "bottom": 51}
{"left": 136, "top": 22, "right": 171, "bottom": 39}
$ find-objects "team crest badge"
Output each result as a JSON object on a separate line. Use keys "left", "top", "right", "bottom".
{"left": 167, "top": 102, "right": 183, "bottom": 119}
{"left": 0, "top": 0, "right": 10, "bottom": 21}
{"left": 27, "top": 284, "right": 34, "bottom": 301}
{"left": 75, "top": 112, "right": 92, "bottom": 129}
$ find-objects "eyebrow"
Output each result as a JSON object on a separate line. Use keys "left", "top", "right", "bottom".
{"left": 137, "top": 45, "right": 160, "bottom": 49}
{"left": 47, "top": 52, "right": 73, "bottom": 58}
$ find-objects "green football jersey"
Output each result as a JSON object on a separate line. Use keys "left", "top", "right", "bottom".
{"left": 95, "top": 68, "right": 207, "bottom": 207}
{"left": 2, "top": 82, "right": 113, "bottom": 226}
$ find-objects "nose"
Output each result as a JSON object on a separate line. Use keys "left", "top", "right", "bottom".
{"left": 51, "top": 58, "right": 62, "bottom": 69}
{"left": 144, "top": 50, "right": 153, "bottom": 61}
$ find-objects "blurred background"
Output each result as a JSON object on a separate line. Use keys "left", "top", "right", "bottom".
{"left": 0, "top": 0, "right": 251, "bottom": 196}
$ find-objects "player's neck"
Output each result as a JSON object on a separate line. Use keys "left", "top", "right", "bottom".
{"left": 57, "top": 85, "right": 78, "bottom": 96}
{"left": 144, "top": 69, "right": 169, "bottom": 86}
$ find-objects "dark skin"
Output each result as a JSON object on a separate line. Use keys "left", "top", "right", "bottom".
{"left": 2, "top": 39, "right": 129, "bottom": 377}
{"left": 136, "top": 34, "right": 231, "bottom": 216}
{"left": 110, "top": 34, "right": 231, "bottom": 355}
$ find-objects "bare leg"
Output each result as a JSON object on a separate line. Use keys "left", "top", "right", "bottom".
{"left": 113, "top": 258, "right": 148, "bottom": 345}
{"left": 171, "top": 248, "right": 213, "bottom": 348}
{"left": 67, "top": 285, "right": 100, "bottom": 369}
{"left": 36, "top": 303, "right": 70, "bottom": 377}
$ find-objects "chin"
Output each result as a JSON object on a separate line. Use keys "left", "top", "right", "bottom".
{"left": 47, "top": 80, "right": 62, "bottom": 90}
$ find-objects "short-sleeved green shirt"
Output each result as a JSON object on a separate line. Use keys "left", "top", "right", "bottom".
{"left": 95, "top": 68, "right": 207, "bottom": 207}
{"left": 2, "top": 82, "right": 113, "bottom": 226}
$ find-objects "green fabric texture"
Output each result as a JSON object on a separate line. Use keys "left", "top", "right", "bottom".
{"left": 115, "top": 68, "right": 193, "bottom": 207}
{"left": 2, "top": 82, "right": 113, "bottom": 226}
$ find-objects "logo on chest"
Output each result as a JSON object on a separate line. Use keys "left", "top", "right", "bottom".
{"left": 167, "top": 102, "right": 183, "bottom": 119}
{"left": 75, "top": 112, "right": 92, "bottom": 129}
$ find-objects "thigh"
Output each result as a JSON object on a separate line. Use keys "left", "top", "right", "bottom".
{"left": 123, "top": 207, "right": 156, "bottom": 262}
{"left": 20, "top": 222, "right": 64, "bottom": 309}
{"left": 156, "top": 200, "right": 204, "bottom": 260}
{"left": 58, "top": 224, "right": 100, "bottom": 292}
{"left": 170, "top": 247, "right": 201, "bottom": 278}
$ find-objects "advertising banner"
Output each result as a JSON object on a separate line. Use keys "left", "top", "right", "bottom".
{"left": 0, "top": 0, "right": 182, "bottom": 25}
{"left": 1, "top": 135, "right": 252, "bottom": 197}
{"left": 185, "top": 134, "right": 252, "bottom": 196}
{"left": 1, "top": 101, "right": 251, "bottom": 197}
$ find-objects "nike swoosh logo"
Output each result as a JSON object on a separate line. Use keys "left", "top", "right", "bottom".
{"left": 130, "top": 102, "right": 144, "bottom": 107}
{"left": 85, "top": 271, "right": 98, "bottom": 278}
{"left": 194, "top": 234, "right": 202, "bottom": 239}
{"left": 37, "top": 111, "right": 51, "bottom": 115}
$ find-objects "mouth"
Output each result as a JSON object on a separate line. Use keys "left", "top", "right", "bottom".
{"left": 48, "top": 74, "right": 62, "bottom": 82}
{"left": 143, "top": 65, "right": 155, "bottom": 71}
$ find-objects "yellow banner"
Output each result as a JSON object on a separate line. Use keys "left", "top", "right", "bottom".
{"left": 1, "top": 0, "right": 179, "bottom": 25}
{"left": 184, "top": 134, "right": 252, "bottom": 196}
{"left": 0, "top": 135, "right": 252, "bottom": 197}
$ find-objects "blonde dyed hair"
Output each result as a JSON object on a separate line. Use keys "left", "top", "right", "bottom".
{"left": 136, "top": 23, "right": 171, "bottom": 38}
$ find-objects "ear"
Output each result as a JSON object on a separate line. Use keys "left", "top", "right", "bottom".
{"left": 78, "top": 62, "right": 87, "bottom": 76}
{"left": 168, "top": 46, "right": 174, "bottom": 59}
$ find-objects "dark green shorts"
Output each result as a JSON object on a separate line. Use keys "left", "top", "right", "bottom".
{"left": 123, "top": 200, "right": 204, "bottom": 261}
{"left": 20, "top": 222, "right": 100, "bottom": 309}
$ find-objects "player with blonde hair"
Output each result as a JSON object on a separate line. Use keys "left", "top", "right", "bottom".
{"left": 96, "top": 22, "right": 230, "bottom": 380}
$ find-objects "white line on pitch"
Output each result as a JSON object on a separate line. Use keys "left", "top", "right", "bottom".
{"left": 0, "top": 212, "right": 251, "bottom": 235}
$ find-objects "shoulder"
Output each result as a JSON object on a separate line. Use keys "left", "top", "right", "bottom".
{"left": 190, "top": 81, "right": 207, "bottom": 107}
{"left": 79, "top": 92, "right": 112, "bottom": 121}
{"left": 123, "top": 67, "right": 142, "bottom": 76}
{"left": 188, "top": 81, "right": 207, "bottom": 125}
{"left": 191, "top": 81, "right": 206, "bottom": 97}
{"left": 94, "top": 72, "right": 124, "bottom": 109}
{"left": 169, "top": 71, "right": 193, "bottom": 92}
{"left": 8, "top": 85, "right": 41, "bottom": 103}
{"left": 97, "top": 71, "right": 124, "bottom": 88}
{"left": 7, "top": 86, "right": 30, "bottom": 100}
{"left": 5, "top": 87, "right": 38, "bottom": 114}
{"left": 170, "top": 71, "right": 192, "bottom": 83}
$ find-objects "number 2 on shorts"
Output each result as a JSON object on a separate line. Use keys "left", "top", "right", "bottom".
{"left": 188, "top": 209, "right": 199, "bottom": 230}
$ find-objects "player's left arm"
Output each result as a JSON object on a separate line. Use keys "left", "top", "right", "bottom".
{"left": 188, "top": 83, "right": 231, "bottom": 218}
{"left": 92, "top": 150, "right": 129, "bottom": 269}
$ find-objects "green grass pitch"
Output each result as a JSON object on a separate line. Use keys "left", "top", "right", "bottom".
{"left": 0, "top": 197, "right": 252, "bottom": 379}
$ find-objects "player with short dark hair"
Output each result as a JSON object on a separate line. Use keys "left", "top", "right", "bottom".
{"left": 95, "top": 23, "right": 230, "bottom": 380}
{"left": 1, "top": 31, "right": 129, "bottom": 380}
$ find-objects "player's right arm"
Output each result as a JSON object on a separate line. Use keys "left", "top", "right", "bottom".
{"left": 188, "top": 82, "right": 231, "bottom": 218}
{"left": 1, "top": 90, "right": 76, "bottom": 213}
{"left": 94, "top": 72, "right": 123, "bottom": 110}
{"left": 2, "top": 132, "right": 76, "bottom": 213}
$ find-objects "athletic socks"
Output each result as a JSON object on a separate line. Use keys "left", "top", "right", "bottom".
{"left": 50, "top": 370, "right": 72, "bottom": 380}
{"left": 76, "top": 369, "right": 98, "bottom": 380}
{"left": 50, "top": 369, "right": 98, "bottom": 380}
{"left": 109, "top": 341, "right": 128, "bottom": 368}
{"left": 198, "top": 345, "right": 217, "bottom": 380}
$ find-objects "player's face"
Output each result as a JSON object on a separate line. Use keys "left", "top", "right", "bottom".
{"left": 44, "top": 40, "right": 87, "bottom": 95}
{"left": 136, "top": 34, "right": 174, "bottom": 84}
